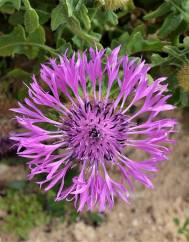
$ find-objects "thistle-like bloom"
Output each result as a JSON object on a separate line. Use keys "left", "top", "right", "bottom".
{"left": 11, "top": 47, "right": 176, "bottom": 212}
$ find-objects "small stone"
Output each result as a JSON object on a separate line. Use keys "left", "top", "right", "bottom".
{"left": 73, "top": 222, "right": 96, "bottom": 242}
{"left": 0, "top": 210, "right": 7, "bottom": 218}
{"left": 132, "top": 219, "right": 139, "bottom": 227}
{"left": 0, "top": 164, "right": 9, "bottom": 176}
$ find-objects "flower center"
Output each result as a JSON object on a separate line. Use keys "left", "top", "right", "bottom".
{"left": 63, "top": 101, "right": 128, "bottom": 163}
{"left": 89, "top": 128, "right": 101, "bottom": 139}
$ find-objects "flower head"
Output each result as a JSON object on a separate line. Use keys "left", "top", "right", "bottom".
{"left": 11, "top": 47, "right": 176, "bottom": 212}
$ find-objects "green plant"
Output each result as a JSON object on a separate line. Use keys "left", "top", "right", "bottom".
{"left": 0, "top": 0, "right": 189, "bottom": 106}
{"left": 174, "top": 217, "right": 189, "bottom": 241}
{"left": 144, "top": 0, "right": 189, "bottom": 40}
{"left": 0, "top": 189, "right": 49, "bottom": 240}
{"left": 0, "top": 181, "right": 80, "bottom": 239}
{"left": 0, "top": 0, "right": 121, "bottom": 58}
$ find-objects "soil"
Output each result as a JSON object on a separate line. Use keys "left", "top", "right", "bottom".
{"left": 0, "top": 111, "right": 189, "bottom": 242}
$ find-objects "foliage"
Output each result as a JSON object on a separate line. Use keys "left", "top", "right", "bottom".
{"left": 0, "top": 0, "right": 188, "bottom": 106}
{"left": 0, "top": 172, "right": 104, "bottom": 239}
{"left": 0, "top": 180, "right": 76, "bottom": 239}
{"left": 0, "top": 189, "right": 49, "bottom": 240}
{"left": 174, "top": 217, "right": 189, "bottom": 241}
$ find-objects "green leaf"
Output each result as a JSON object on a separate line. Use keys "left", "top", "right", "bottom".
{"left": 183, "top": 36, "right": 189, "bottom": 48}
{"left": 0, "top": 4, "right": 15, "bottom": 13}
{"left": 159, "top": 13, "right": 183, "bottom": 38}
{"left": 0, "top": 25, "right": 26, "bottom": 57}
{"left": 6, "top": 68, "right": 31, "bottom": 81}
{"left": 72, "top": 35, "right": 83, "bottom": 48}
{"left": 9, "top": 11, "right": 24, "bottom": 25}
{"left": 105, "top": 10, "right": 118, "bottom": 26}
{"left": 0, "top": 25, "right": 46, "bottom": 58}
{"left": 76, "top": 4, "right": 91, "bottom": 30}
{"left": 75, "top": 0, "right": 85, "bottom": 11}
{"left": 183, "top": 13, "right": 189, "bottom": 23}
{"left": 27, "top": 25, "right": 45, "bottom": 44}
{"left": 126, "top": 32, "right": 164, "bottom": 55}
{"left": 22, "top": 0, "right": 31, "bottom": 9}
{"left": 151, "top": 53, "right": 166, "bottom": 67}
{"left": 68, "top": 16, "right": 101, "bottom": 48}
{"left": 51, "top": 4, "right": 67, "bottom": 31}
{"left": 89, "top": 8, "right": 118, "bottom": 29}
{"left": 169, "top": 20, "right": 188, "bottom": 44}
{"left": 132, "top": 24, "right": 146, "bottom": 36}
{"left": 24, "top": 8, "right": 39, "bottom": 33}
{"left": 60, "top": 0, "right": 73, "bottom": 17}
{"left": 36, "top": 9, "right": 50, "bottom": 25}
{"left": 168, "top": 0, "right": 189, "bottom": 23}
{"left": 182, "top": 0, "right": 189, "bottom": 12}
{"left": 0, "top": 0, "right": 21, "bottom": 10}
{"left": 144, "top": 2, "right": 171, "bottom": 20}
{"left": 25, "top": 25, "right": 46, "bottom": 58}
{"left": 56, "top": 38, "right": 72, "bottom": 55}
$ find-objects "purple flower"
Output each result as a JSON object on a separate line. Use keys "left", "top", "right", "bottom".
{"left": 11, "top": 47, "right": 176, "bottom": 212}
